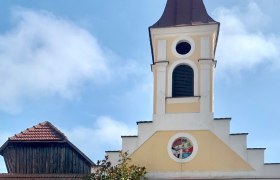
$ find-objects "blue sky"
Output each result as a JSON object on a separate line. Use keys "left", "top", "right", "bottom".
{"left": 0, "top": 0, "right": 280, "bottom": 172}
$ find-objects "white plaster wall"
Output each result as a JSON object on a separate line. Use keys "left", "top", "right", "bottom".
{"left": 153, "top": 112, "right": 213, "bottom": 131}
{"left": 247, "top": 149, "right": 265, "bottom": 170}
{"left": 263, "top": 164, "right": 280, "bottom": 177}
{"left": 122, "top": 137, "right": 138, "bottom": 154}
{"left": 106, "top": 152, "right": 120, "bottom": 167}
{"left": 211, "top": 119, "right": 231, "bottom": 144}
{"left": 137, "top": 123, "right": 155, "bottom": 149}
{"left": 229, "top": 134, "right": 248, "bottom": 160}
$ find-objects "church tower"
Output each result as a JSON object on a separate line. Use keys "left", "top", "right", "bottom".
{"left": 106, "top": 0, "right": 280, "bottom": 179}
{"left": 150, "top": 0, "right": 218, "bottom": 128}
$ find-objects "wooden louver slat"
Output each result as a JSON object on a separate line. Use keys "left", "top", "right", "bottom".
{"left": 172, "top": 65, "right": 194, "bottom": 97}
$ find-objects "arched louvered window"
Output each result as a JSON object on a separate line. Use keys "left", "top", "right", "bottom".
{"left": 172, "top": 65, "right": 194, "bottom": 97}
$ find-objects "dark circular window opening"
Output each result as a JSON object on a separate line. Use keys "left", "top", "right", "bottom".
{"left": 176, "top": 41, "right": 191, "bottom": 55}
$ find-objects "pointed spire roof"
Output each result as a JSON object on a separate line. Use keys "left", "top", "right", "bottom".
{"left": 151, "top": 0, "right": 218, "bottom": 28}
{"left": 8, "top": 121, "right": 67, "bottom": 142}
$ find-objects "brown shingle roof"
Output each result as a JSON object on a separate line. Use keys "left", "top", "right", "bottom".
{"left": 0, "top": 173, "right": 84, "bottom": 179}
{"left": 151, "top": 0, "right": 218, "bottom": 28}
{"left": 8, "top": 121, "right": 66, "bottom": 142}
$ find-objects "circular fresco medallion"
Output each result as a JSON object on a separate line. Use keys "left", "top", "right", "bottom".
{"left": 171, "top": 137, "right": 193, "bottom": 159}
{"left": 167, "top": 133, "right": 198, "bottom": 163}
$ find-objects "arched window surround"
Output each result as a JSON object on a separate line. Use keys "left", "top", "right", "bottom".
{"left": 168, "top": 59, "right": 198, "bottom": 97}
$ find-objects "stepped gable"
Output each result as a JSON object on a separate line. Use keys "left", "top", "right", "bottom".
{"left": 151, "top": 0, "right": 218, "bottom": 28}
{"left": 8, "top": 121, "right": 66, "bottom": 142}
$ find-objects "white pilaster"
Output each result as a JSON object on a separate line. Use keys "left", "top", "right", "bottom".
{"left": 157, "top": 40, "right": 167, "bottom": 61}
{"left": 199, "top": 59, "right": 213, "bottom": 113}
{"left": 156, "top": 62, "right": 168, "bottom": 115}
{"left": 201, "top": 36, "right": 210, "bottom": 59}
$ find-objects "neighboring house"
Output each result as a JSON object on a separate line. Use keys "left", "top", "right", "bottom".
{"left": 0, "top": 121, "right": 94, "bottom": 179}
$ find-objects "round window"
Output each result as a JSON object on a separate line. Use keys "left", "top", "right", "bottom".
{"left": 171, "top": 137, "right": 193, "bottom": 159}
{"left": 176, "top": 41, "right": 191, "bottom": 55}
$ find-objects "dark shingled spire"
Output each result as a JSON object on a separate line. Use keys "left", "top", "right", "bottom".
{"left": 151, "top": 0, "right": 217, "bottom": 28}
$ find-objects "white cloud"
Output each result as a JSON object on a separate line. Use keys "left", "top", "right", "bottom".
{"left": 0, "top": 8, "right": 110, "bottom": 113}
{"left": 213, "top": 2, "right": 280, "bottom": 75}
{"left": 63, "top": 116, "right": 137, "bottom": 162}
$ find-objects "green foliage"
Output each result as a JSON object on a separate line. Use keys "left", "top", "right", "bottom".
{"left": 85, "top": 151, "right": 146, "bottom": 180}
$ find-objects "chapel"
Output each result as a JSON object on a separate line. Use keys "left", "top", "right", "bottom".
{"left": 106, "top": 0, "right": 280, "bottom": 179}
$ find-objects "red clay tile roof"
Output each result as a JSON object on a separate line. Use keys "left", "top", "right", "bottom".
{"left": 0, "top": 121, "right": 95, "bottom": 166}
{"left": 8, "top": 121, "right": 67, "bottom": 142}
{"left": 0, "top": 173, "right": 85, "bottom": 179}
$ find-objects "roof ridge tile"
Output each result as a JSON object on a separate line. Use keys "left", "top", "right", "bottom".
{"left": 7, "top": 121, "right": 67, "bottom": 142}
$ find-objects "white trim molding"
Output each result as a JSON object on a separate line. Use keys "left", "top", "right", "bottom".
{"left": 150, "top": 24, "right": 219, "bottom": 37}
{"left": 166, "top": 96, "right": 200, "bottom": 104}
{"left": 168, "top": 59, "right": 198, "bottom": 97}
